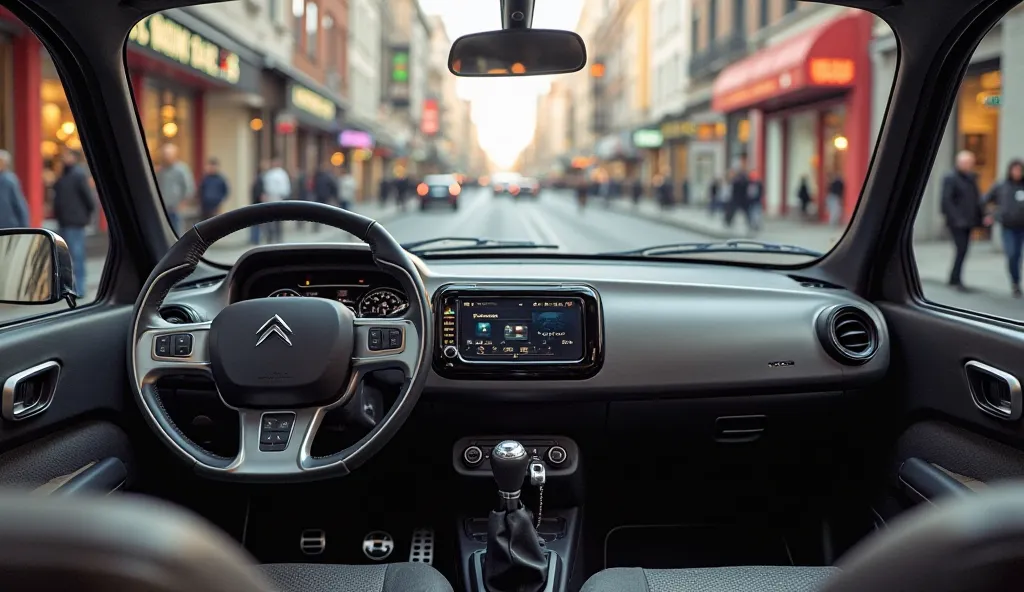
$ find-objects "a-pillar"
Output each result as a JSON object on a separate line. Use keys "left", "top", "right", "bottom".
{"left": 13, "top": 34, "right": 41, "bottom": 228}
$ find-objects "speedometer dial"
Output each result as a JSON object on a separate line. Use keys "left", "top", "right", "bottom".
{"left": 358, "top": 288, "right": 408, "bottom": 318}
{"left": 269, "top": 288, "right": 301, "bottom": 298}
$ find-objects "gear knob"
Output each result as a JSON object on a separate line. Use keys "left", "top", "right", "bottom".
{"left": 490, "top": 440, "right": 529, "bottom": 494}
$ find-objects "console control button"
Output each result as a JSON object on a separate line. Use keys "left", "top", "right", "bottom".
{"left": 463, "top": 445, "right": 483, "bottom": 466}
{"left": 443, "top": 345, "right": 458, "bottom": 358}
{"left": 368, "top": 329, "right": 383, "bottom": 351}
{"left": 155, "top": 335, "right": 172, "bottom": 357}
{"left": 547, "top": 446, "right": 567, "bottom": 465}
{"left": 259, "top": 412, "right": 295, "bottom": 452}
{"left": 172, "top": 333, "right": 193, "bottom": 357}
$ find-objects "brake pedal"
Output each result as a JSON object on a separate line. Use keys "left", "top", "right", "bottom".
{"left": 300, "top": 529, "right": 326, "bottom": 555}
{"left": 409, "top": 528, "right": 435, "bottom": 565}
{"left": 363, "top": 530, "right": 395, "bottom": 561}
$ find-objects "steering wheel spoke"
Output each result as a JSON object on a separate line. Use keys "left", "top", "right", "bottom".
{"left": 134, "top": 321, "right": 213, "bottom": 388}
{"left": 351, "top": 317, "right": 419, "bottom": 376}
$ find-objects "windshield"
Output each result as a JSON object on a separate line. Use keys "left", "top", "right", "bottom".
{"left": 133, "top": 1, "right": 893, "bottom": 265}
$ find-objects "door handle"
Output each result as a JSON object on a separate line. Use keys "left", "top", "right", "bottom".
{"left": 2, "top": 361, "right": 61, "bottom": 421}
{"left": 964, "top": 361, "right": 1022, "bottom": 421}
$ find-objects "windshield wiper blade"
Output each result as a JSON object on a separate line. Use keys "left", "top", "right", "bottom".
{"left": 602, "top": 239, "right": 823, "bottom": 258}
{"left": 402, "top": 236, "right": 559, "bottom": 255}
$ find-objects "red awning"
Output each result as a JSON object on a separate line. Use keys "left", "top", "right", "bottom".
{"left": 711, "top": 13, "right": 865, "bottom": 113}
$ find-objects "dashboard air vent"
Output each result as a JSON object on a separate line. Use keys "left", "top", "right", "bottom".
{"left": 816, "top": 305, "right": 878, "bottom": 365}
{"left": 789, "top": 275, "right": 842, "bottom": 289}
{"left": 160, "top": 304, "right": 200, "bottom": 325}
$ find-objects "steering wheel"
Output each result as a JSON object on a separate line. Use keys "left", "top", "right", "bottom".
{"left": 127, "top": 201, "right": 433, "bottom": 482}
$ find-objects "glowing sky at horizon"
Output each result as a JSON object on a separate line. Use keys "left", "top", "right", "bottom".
{"left": 418, "top": 0, "right": 584, "bottom": 169}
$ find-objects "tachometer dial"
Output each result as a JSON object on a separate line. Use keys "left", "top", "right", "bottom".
{"left": 268, "top": 288, "right": 301, "bottom": 298}
{"left": 357, "top": 288, "right": 408, "bottom": 318}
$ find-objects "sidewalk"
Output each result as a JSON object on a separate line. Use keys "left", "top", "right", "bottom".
{"left": 609, "top": 197, "right": 1018, "bottom": 298}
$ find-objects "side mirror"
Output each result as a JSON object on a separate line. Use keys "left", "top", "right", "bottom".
{"left": 448, "top": 29, "right": 587, "bottom": 77}
{"left": 0, "top": 229, "right": 77, "bottom": 307}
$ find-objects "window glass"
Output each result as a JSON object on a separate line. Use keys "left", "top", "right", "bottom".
{"left": 911, "top": 13, "right": 1024, "bottom": 321}
{"left": 0, "top": 22, "right": 110, "bottom": 325}
{"left": 137, "top": 3, "right": 892, "bottom": 268}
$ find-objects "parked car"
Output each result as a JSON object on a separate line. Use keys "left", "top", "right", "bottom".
{"left": 417, "top": 174, "right": 461, "bottom": 210}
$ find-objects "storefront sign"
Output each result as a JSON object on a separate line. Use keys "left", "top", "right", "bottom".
{"left": 339, "top": 130, "right": 374, "bottom": 149}
{"left": 808, "top": 58, "right": 855, "bottom": 85}
{"left": 632, "top": 129, "right": 663, "bottom": 149}
{"left": 661, "top": 119, "right": 697, "bottom": 140}
{"left": 129, "top": 14, "right": 241, "bottom": 85}
{"left": 421, "top": 99, "right": 440, "bottom": 136}
{"left": 289, "top": 85, "right": 336, "bottom": 123}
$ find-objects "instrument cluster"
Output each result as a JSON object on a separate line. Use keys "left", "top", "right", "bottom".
{"left": 242, "top": 267, "right": 409, "bottom": 318}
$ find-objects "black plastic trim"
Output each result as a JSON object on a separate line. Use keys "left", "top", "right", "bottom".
{"left": 52, "top": 457, "right": 127, "bottom": 495}
{"left": 897, "top": 458, "right": 972, "bottom": 504}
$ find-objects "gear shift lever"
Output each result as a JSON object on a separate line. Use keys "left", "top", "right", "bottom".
{"left": 484, "top": 440, "right": 547, "bottom": 592}
{"left": 491, "top": 440, "right": 530, "bottom": 509}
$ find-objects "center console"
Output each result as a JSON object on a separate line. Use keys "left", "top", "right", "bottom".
{"left": 454, "top": 436, "right": 583, "bottom": 592}
{"left": 433, "top": 284, "right": 604, "bottom": 380}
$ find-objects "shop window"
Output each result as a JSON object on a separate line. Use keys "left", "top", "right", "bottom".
{"left": 0, "top": 30, "right": 111, "bottom": 326}
{"left": 911, "top": 10, "right": 1024, "bottom": 322}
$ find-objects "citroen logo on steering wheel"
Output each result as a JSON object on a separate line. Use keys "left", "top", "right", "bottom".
{"left": 256, "top": 314, "right": 293, "bottom": 347}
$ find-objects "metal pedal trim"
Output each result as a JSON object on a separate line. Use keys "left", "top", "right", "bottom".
{"left": 409, "top": 528, "right": 435, "bottom": 565}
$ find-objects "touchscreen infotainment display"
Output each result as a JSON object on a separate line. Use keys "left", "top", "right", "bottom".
{"left": 455, "top": 297, "right": 585, "bottom": 362}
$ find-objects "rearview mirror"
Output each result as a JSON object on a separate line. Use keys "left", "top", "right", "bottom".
{"left": 449, "top": 29, "right": 587, "bottom": 77}
{"left": 0, "top": 229, "right": 77, "bottom": 306}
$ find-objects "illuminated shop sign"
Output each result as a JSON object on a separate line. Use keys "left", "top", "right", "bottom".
{"left": 129, "top": 14, "right": 241, "bottom": 84}
{"left": 421, "top": 99, "right": 440, "bottom": 136}
{"left": 389, "top": 46, "right": 411, "bottom": 107}
{"left": 632, "top": 129, "right": 663, "bottom": 149}
{"left": 339, "top": 130, "right": 374, "bottom": 149}
{"left": 290, "top": 84, "right": 337, "bottom": 122}
{"left": 808, "top": 58, "right": 855, "bottom": 86}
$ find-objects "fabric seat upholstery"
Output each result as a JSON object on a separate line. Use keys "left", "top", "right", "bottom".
{"left": 581, "top": 566, "right": 840, "bottom": 592}
{"left": 260, "top": 562, "right": 453, "bottom": 592}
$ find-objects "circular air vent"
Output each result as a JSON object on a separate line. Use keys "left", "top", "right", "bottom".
{"left": 159, "top": 304, "right": 200, "bottom": 324}
{"left": 816, "top": 305, "right": 878, "bottom": 365}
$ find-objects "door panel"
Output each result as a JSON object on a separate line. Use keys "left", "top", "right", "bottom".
{"left": 878, "top": 303, "right": 1024, "bottom": 515}
{"left": 0, "top": 308, "right": 135, "bottom": 489}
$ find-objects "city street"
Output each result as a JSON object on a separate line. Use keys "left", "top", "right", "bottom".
{"left": 3, "top": 186, "right": 1024, "bottom": 323}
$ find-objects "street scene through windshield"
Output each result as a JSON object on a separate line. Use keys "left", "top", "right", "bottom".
{"left": 20, "top": 0, "right": 1024, "bottom": 322}
{"left": 128, "top": 1, "right": 887, "bottom": 265}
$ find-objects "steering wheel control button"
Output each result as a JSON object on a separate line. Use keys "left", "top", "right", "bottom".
{"left": 154, "top": 335, "right": 172, "bottom": 357}
{"left": 388, "top": 328, "right": 403, "bottom": 349}
{"left": 547, "top": 446, "right": 567, "bottom": 465}
{"left": 172, "top": 333, "right": 193, "bottom": 357}
{"left": 463, "top": 445, "right": 484, "bottom": 466}
{"left": 368, "top": 328, "right": 383, "bottom": 351}
{"left": 259, "top": 412, "right": 295, "bottom": 452}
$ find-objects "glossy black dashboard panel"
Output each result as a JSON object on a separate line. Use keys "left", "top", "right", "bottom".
{"left": 433, "top": 284, "right": 604, "bottom": 380}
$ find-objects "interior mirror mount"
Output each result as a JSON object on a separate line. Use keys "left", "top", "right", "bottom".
{"left": 500, "top": 0, "right": 535, "bottom": 29}
{"left": 449, "top": 29, "right": 588, "bottom": 77}
{"left": 0, "top": 228, "right": 78, "bottom": 309}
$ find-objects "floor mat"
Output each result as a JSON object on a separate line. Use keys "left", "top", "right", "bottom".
{"left": 604, "top": 524, "right": 793, "bottom": 570}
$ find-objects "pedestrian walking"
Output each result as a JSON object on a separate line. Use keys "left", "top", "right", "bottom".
{"left": 0, "top": 150, "right": 28, "bottom": 229}
{"left": 249, "top": 161, "right": 267, "bottom": 245}
{"left": 797, "top": 177, "right": 812, "bottom": 218}
{"left": 983, "top": 158, "right": 1024, "bottom": 297}
{"left": 261, "top": 158, "right": 291, "bottom": 244}
{"left": 52, "top": 149, "right": 95, "bottom": 298}
{"left": 747, "top": 170, "right": 764, "bottom": 233}
{"left": 826, "top": 174, "right": 845, "bottom": 227}
{"left": 941, "top": 150, "right": 983, "bottom": 291}
{"left": 198, "top": 157, "right": 229, "bottom": 221}
{"left": 155, "top": 143, "right": 194, "bottom": 234}
{"left": 337, "top": 166, "right": 356, "bottom": 211}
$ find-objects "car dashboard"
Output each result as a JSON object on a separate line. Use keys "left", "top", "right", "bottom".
{"left": 166, "top": 243, "right": 889, "bottom": 402}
